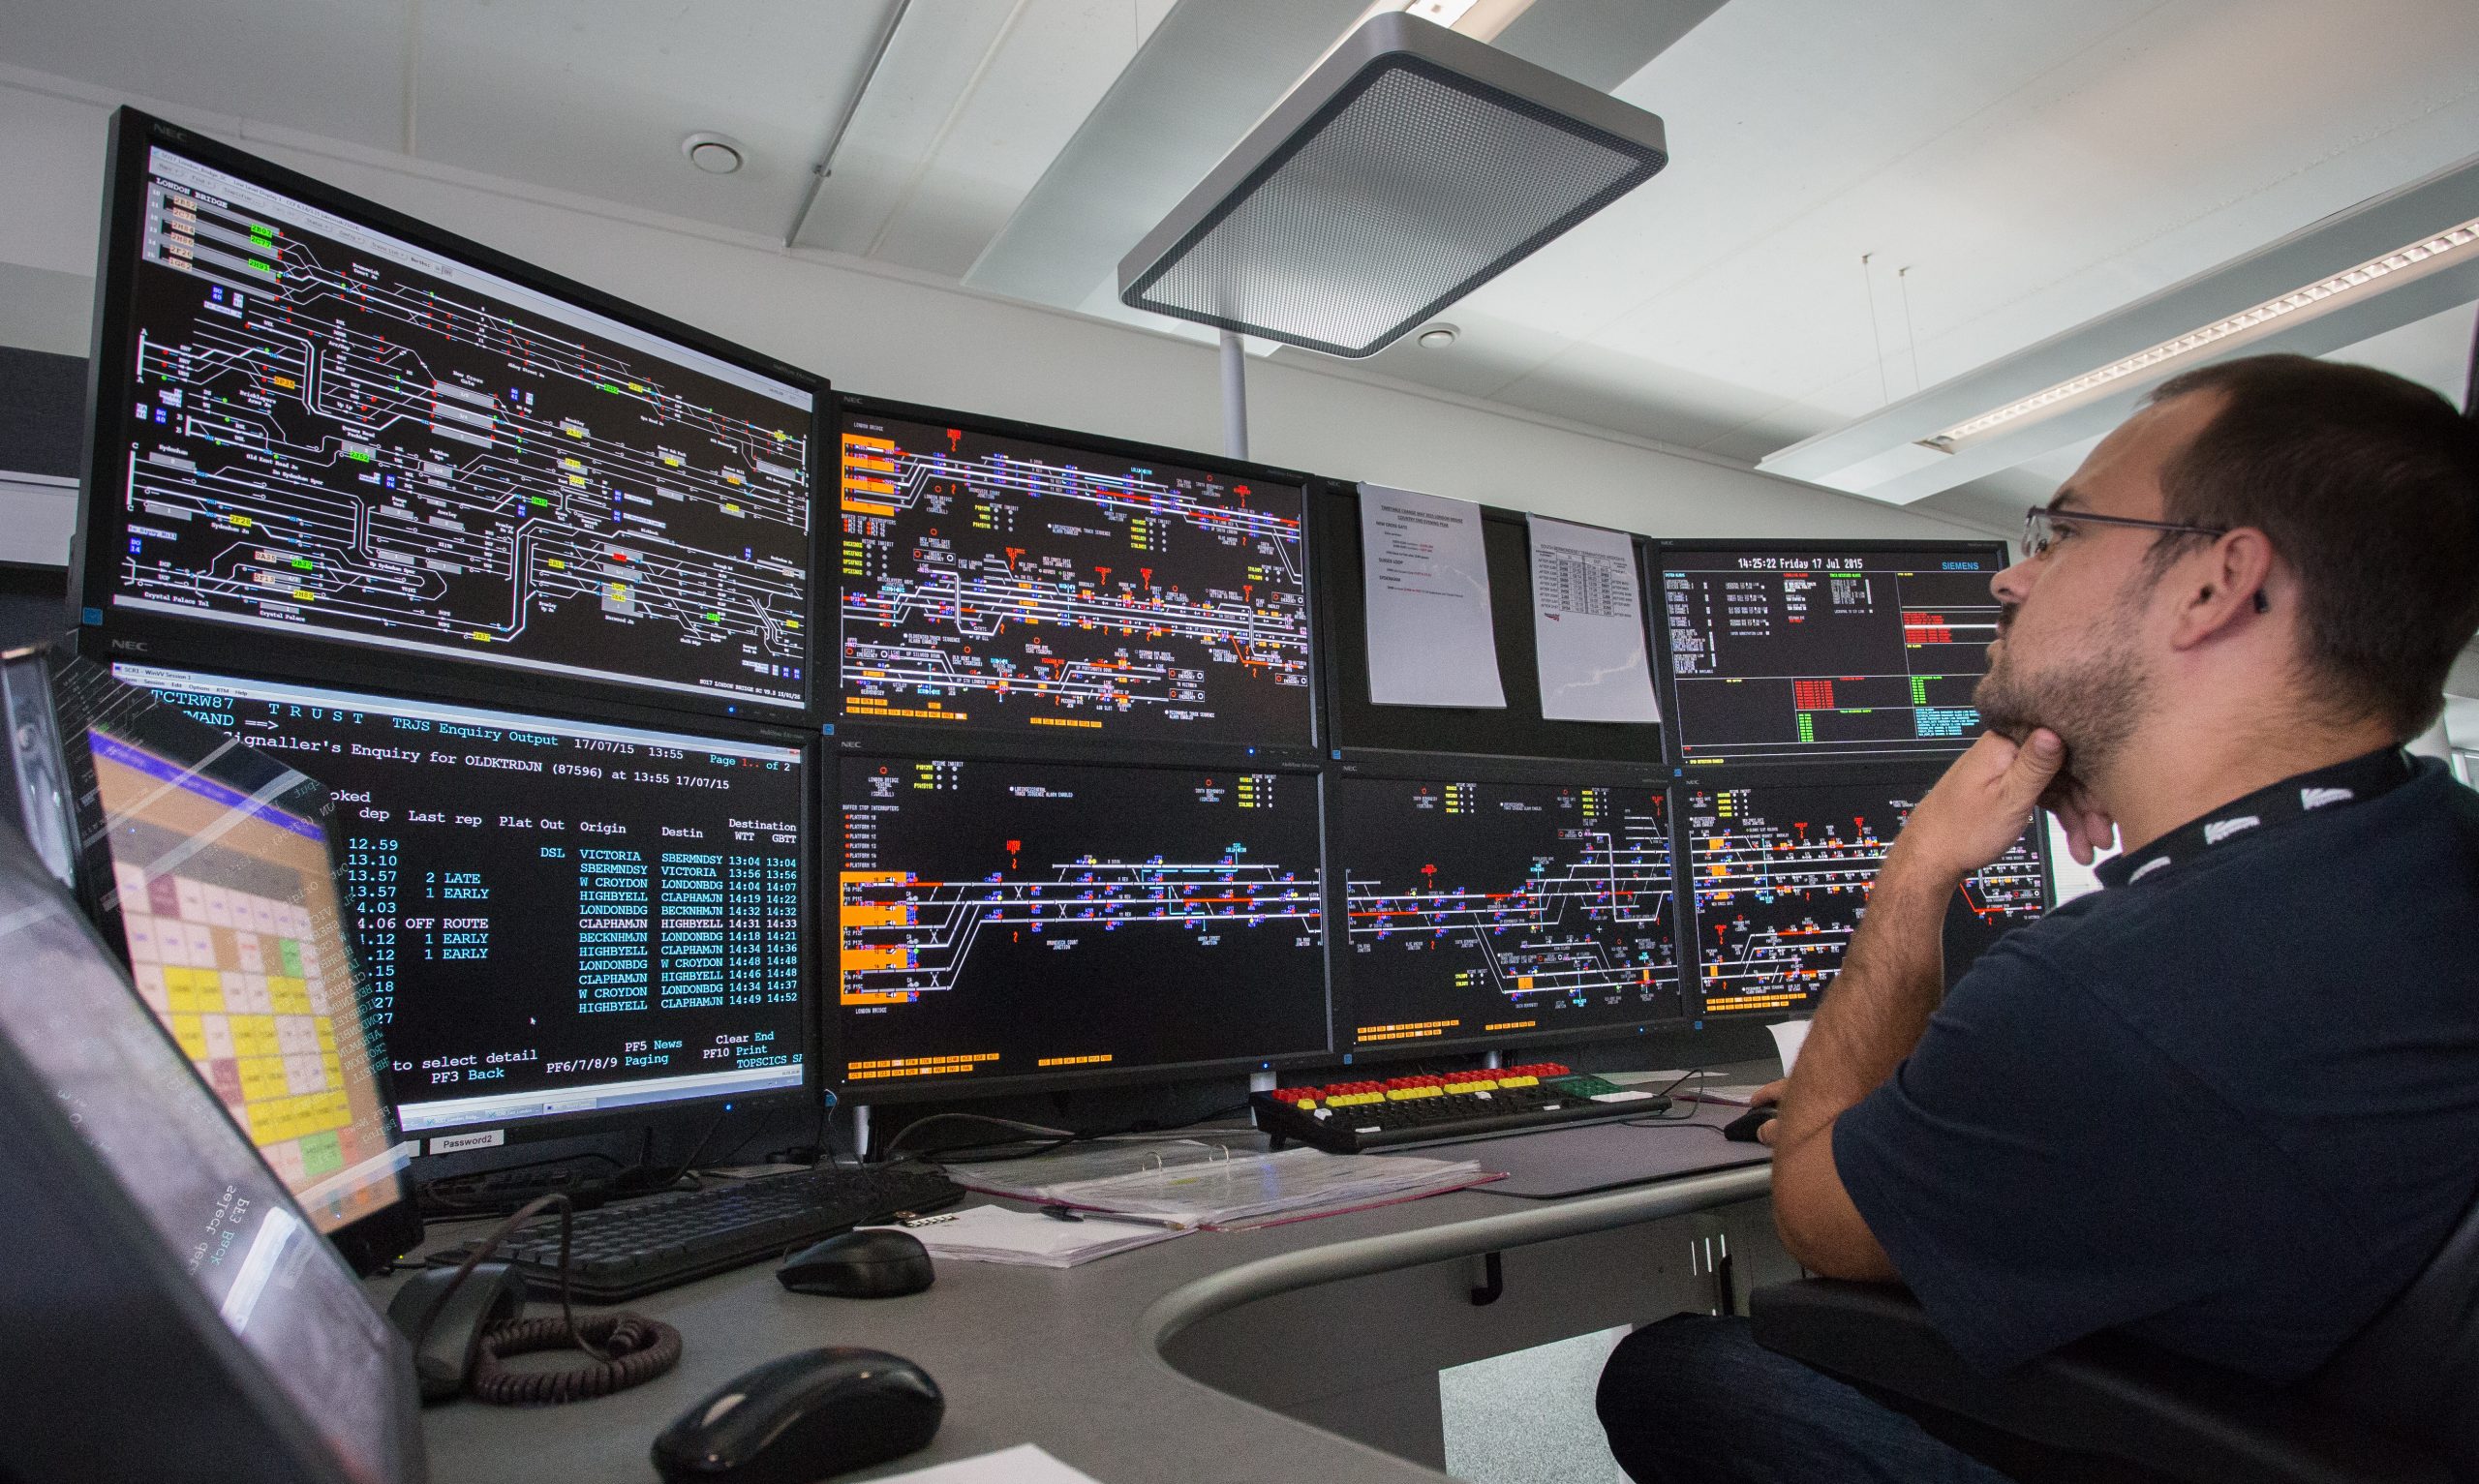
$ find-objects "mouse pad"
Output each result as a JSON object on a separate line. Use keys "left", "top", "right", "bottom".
{"left": 1416, "top": 1105, "right": 1771, "bottom": 1198}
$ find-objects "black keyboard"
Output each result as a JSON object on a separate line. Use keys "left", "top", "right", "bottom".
{"left": 429, "top": 1162, "right": 964, "bottom": 1302}
{"left": 1251, "top": 1064, "right": 1669, "bottom": 1154}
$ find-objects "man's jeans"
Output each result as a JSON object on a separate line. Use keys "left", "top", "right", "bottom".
{"left": 1595, "top": 1314, "right": 2016, "bottom": 1484}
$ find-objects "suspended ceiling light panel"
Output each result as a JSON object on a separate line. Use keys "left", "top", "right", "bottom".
{"left": 1116, "top": 12, "right": 1668, "bottom": 358}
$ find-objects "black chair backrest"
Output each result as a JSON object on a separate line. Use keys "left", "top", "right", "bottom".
{"left": 2310, "top": 1183, "right": 2479, "bottom": 1477}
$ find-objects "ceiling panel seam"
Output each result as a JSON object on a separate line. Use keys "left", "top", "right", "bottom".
{"left": 860, "top": 0, "right": 1039, "bottom": 262}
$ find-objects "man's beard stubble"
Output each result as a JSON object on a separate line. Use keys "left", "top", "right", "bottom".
{"left": 1973, "top": 599, "right": 2151, "bottom": 779}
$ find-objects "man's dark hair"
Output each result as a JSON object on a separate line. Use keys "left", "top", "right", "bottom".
{"left": 2146, "top": 352, "right": 2479, "bottom": 738}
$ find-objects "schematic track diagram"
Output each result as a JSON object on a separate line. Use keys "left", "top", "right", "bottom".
{"left": 835, "top": 756, "right": 1330, "bottom": 1084}
{"left": 107, "top": 148, "right": 814, "bottom": 710}
{"left": 1335, "top": 778, "right": 1683, "bottom": 1046}
{"left": 1684, "top": 780, "right": 2044, "bottom": 1015}
{"left": 839, "top": 861, "right": 1321, "bottom": 1003}
{"left": 838, "top": 410, "right": 1311, "bottom": 743}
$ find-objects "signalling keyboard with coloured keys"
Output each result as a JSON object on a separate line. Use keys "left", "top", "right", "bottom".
{"left": 1249, "top": 1064, "right": 1669, "bottom": 1154}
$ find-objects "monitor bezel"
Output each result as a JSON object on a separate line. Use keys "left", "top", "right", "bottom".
{"left": 824, "top": 740, "right": 1337, "bottom": 1105}
{"left": 1647, "top": 536, "right": 2013, "bottom": 772}
{"left": 830, "top": 391, "right": 1326, "bottom": 762}
{"left": 103, "top": 656, "right": 826, "bottom": 1152}
{"left": 1322, "top": 749, "right": 1692, "bottom": 1066}
{"left": 73, "top": 106, "right": 830, "bottom": 729}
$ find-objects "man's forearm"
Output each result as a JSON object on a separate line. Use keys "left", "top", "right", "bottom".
{"left": 1776, "top": 849, "right": 1959, "bottom": 1143}
{"left": 1762, "top": 732, "right": 2062, "bottom": 1278}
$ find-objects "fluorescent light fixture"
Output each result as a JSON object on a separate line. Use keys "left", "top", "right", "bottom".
{"left": 1117, "top": 13, "right": 1668, "bottom": 357}
{"left": 1926, "top": 217, "right": 2479, "bottom": 452}
{"left": 1758, "top": 150, "right": 2479, "bottom": 504}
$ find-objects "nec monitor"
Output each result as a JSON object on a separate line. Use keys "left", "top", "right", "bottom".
{"left": 1655, "top": 541, "right": 2008, "bottom": 766}
{"left": 0, "top": 817, "right": 422, "bottom": 1484}
{"left": 78, "top": 108, "right": 820, "bottom": 718}
{"left": 1330, "top": 766, "right": 1685, "bottom": 1056}
{"left": 115, "top": 662, "right": 811, "bottom": 1136}
{"left": 12, "top": 650, "right": 416, "bottom": 1263}
{"left": 1680, "top": 772, "right": 2049, "bottom": 1019}
{"left": 834, "top": 751, "right": 1329, "bottom": 1095}
{"left": 835, "top": 397, "right": 1315, "bottom": 749}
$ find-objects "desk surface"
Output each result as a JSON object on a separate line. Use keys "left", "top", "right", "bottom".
{"left": 396, "top": 1101, "right": 1775, "bottom": 1484}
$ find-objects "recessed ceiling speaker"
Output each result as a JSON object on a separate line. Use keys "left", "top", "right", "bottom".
{"left": 1117, "top": 12, "right": 1669, "bottom": 358}
{"left": 683, "top": 133, "right": 746, "bottom": 175}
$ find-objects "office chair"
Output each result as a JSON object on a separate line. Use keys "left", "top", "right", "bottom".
{"left": 1747, "top": 1185, "right": 2479, "bottom": 1484}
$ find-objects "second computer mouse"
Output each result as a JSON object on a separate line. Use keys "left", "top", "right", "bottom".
{"left": 777, "top": 1227, "right": 935, "bottom": 1298}
{"left": 651, "top": 1347, "right": 943, "bottom": 1484}
{"left": 384, "top": 1262, "right": 529, "bottom": 1404}
{"left": 1722, "top": 1106, "right": 1780, "bottom": 1143}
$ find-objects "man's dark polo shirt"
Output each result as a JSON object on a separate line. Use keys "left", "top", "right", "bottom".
{"left": 1835, "top": 754, "right": 2479, "bottom": 1380}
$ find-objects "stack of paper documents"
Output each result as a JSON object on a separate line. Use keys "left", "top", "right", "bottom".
{"left": 868, "top": 1205, "right": 1182, "bottom": 1269}
{"left": 961, "top": 1143, "right": 1494, "bottom": 1229}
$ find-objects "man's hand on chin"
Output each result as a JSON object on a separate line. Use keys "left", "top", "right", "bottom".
{"left": 1889, "top": 729, "right": 2071, "bottom": 887}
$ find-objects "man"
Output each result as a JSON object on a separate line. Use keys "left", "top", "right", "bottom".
{"left": 1598, "top": 353, "right": 2479, "bottom": 1483}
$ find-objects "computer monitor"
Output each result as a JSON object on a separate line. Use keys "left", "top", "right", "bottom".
{"left": 1654, "top": 541, "right": 2008, "bottom": 766}
{"left": 10, "top": 649, "right": 418, "bottom": 1270}
{"left": 836, "top": 396, "right": 1316, "bottom": 749}
{"left": 77, "top": 107, "right": 820, "bottom": 718}
{"left": 1330, "top": 765, "right": 1685, "bottom": 1056}
{"left": 0, "top": 816, "right": 422, "bottom": 1484}
{"left": 1680, "top": 772, "right": 2050, "bottom": 1018}
{"left": 110, "top": 660, "right": 813, "bottom": 1138}
{"left": 834, "top": 751, "right": 1329, "bottom": 1095}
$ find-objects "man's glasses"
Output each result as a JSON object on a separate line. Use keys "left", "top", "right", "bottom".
{"left": 2021, "top": 506, "right": 2229, "bottom": 560}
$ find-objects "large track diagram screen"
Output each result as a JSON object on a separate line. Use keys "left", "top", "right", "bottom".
{"left": 102, "top": 146, "right": 815, "bottom": 712}
{"left": 837, "top": 756, "right": 1327, "bottom": 1088}
{"left": 1682, "top": 776, "right": 2046, "bottom": 1017}
{"left": 1335, "top": 776, "right": 1683, "bottom": 1050}
{"left": 120, "top": 663, "right": 809, "bottom": 1134}
{"left": 1661, "top": 548, "right": 2003, "bottom": 764}
{"left": 838, "top": 410, "right": 1311, "bottom": 744}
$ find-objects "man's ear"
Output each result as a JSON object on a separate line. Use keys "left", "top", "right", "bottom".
{"left": 2169, "top": 529, "right": 2275, "bottom": 649}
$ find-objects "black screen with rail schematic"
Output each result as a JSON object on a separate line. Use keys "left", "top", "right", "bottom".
{"left": 835, "top": 752, "right": 1329, "bottom": 1093}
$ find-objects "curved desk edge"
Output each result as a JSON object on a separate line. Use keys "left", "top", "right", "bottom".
{"left": 1140, "top": 1166, "right": 1775, "bottom": 1354}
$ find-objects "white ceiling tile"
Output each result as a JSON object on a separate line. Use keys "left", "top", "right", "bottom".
{"left": 1448, "top": 0, "right": 2163, "bottom": 347}
{"left": 412, "top": 0, "right": 894, "bottom": 240}
{"left": 792, "top": 0, "right": 1024, "bottom": 257}
{"left": 867, "top": 0, "right": 1171, "bottom": 277}
{"left": 0, "top": 0, "right": 408, "bottom": 150}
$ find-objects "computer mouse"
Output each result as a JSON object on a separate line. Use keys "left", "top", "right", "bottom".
{"left": 650, "top": 1347, "right": 943, "bottom": 1484}
{"left": 384, "top": 1262, "right": 528, "bottom": 1404}
{"left": 1722, "top": 1106, "right": 1780, "bottom": 1143}
{"left": 777, "top": 1227, "right": 935, "bottom": 1298}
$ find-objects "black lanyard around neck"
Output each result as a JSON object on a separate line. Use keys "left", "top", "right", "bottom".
{"left": 2096, "top": 747, "right": 2416, "bottom": 890}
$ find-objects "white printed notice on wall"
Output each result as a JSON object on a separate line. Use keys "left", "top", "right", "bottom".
{"left": 1526, "top": 515, "right": 1661, "bottom": 724}
{"left": 1359, "top": 485, "right": 1506, "bottom": 709}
